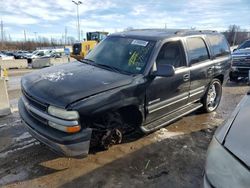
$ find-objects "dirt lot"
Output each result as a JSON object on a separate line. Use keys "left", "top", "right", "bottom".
{"left": 0, "top": 70, "right": 249, "bottom": 188}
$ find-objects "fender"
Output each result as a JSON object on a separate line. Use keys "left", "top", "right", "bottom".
{"left": 69, "top": 84, "right": 146, "bottom": 117}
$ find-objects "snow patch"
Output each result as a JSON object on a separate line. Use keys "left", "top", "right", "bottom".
{"left": 14, "top": 132, "right": 32, "bottom": 142}
{"left": 41, "top": 70, "right": 73, "bottom": 82}
{"left": 153, "top": 128, "right": 184, "bottom": 142}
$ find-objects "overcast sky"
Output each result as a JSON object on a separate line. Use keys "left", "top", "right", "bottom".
{"left": 0, "top": 0, "right": 250, "bottom": 41}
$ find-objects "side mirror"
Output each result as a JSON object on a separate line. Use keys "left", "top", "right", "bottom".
{"left": 152, "top": 64, "right": 175, "bottom": 77}
{"left": 233, "top": 48, "right": 237, "bottom": 52}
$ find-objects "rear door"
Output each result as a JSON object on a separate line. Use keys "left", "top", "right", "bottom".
{"left": 145, "top": 40, "right": 190, "bottom": 123}
{"left": 185, "top": 37, "right": 213, "bottom": 102}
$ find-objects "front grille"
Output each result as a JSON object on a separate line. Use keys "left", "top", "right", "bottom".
{"left": 22, "top": 89, "right": 48, "bottom": 112}
{"left": 233, "top": 57, "right": 250, "bottom": 64}
{"left": 28, "top": 110, "right": 48, "bottom": 125}
{"left": 238, "top": 68, "right": 250, "bottom": 73}
{"left": 21, "top": 89, "right": 49, "bottom": 126}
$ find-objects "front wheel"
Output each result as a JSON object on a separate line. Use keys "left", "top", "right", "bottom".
{"left": 201, "top": 79, "right": 222, "bottom": 113}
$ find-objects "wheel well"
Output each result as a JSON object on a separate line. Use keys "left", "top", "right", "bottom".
{"left": 214, "top": 74, "right": 224, "bottom": 84}
{"left": 118, "top": 105, "right": 143, "bottom": 126}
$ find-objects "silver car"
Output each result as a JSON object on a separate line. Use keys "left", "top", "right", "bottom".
{"left": 204, "top": 92, "right": 250, "bottom": 188}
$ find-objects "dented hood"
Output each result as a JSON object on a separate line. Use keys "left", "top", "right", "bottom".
{"left": 21, "top": 61, "right": 133, "bottom": 108}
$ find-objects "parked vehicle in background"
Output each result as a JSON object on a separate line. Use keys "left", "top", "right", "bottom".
{"left": 13, "top": 51, "right": 29, "bottom": 59}
{"left": 230, "top": 39, "right": 250, "bottom": 81}
{"left": 204, "top": 92, "right": 250, "bottom": 188}
{"left": 25, "top": 49, "right": 63, "bottom": 63}
{"left": 18, "top": 29, "right": 231, "bottom": 157}
{"left": 0, "top": 52, "right": 14, "bottom": 60}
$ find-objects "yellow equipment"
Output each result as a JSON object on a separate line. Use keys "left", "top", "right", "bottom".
{"left": 71, "top": 31, "right": 109, "bottom": 60}
{"left": 0, "top": 67, "right": 8, "bottom": 81}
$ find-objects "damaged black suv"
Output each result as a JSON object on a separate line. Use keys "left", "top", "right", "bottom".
{"left": 19, "top": 29, "right": 231, "bottom": 157}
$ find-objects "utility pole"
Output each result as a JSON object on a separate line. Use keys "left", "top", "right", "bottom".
{"left": 24, "top": 29, "right": 27, "bottom": 42}
{"left": 81, "top": 30, "right": 83, "bottom": 41}
{"left": 65, "top": 27, "right": 67, "bottom": 45}
{"left": 34, "top": 32, "right": 37, "bottom": 42}
{"left": 72, "top": 1, "right": 82, "bottom": 41}
{"left": 1, "top": 20, "right": 3, "bottom": 49}
{"left": 233, "top": 29, "right": 238, "bottom": 46}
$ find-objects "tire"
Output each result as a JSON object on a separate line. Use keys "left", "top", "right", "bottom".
{"left": 100, "top": 112, "right": 124, "bottom": 150}
{"left": 201, "top": 79, "right": 222, "bottom": 113}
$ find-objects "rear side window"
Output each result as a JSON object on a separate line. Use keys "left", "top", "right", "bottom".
{"left": 186, "top": 37, "right": 209, "bottom": 64}
{"left": 207, "top": 35, "right": 230, "bottom": 57}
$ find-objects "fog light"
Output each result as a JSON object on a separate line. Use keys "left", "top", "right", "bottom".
{"left": 48, "top": 121, "right": 81, "bottom": 133}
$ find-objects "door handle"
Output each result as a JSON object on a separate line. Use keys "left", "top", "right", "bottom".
{"left": 183, "top": 74, "right": 190, "bottom": 81}
{"left": 207, "top": 67, "right": 213, "bottom": 74}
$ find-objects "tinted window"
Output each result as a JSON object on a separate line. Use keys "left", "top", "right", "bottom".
{"left": 187, "top": 37, "right": 209, "bottom": 64}
{"left": 156, "top": 41, "right": 186, "bottom": 68}
{"left": 207, "top": 35, "right": 230, "bottom": 57}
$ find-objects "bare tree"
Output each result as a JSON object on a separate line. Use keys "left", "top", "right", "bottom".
{"left": 223, "top": 25, "right": 249, "bottom": 46}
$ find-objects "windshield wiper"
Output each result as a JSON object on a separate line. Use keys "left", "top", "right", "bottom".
{"left": 95, "top": 63, "right": 131, "bottom": 75}
{"left": 95, "top": 63, "right": 120, "bottom": 72}
{"left": 79, "top": 58, "right": 95, "bottom": 64}
{"left": 80, "top": 59, "right": 132, "bottom": 75}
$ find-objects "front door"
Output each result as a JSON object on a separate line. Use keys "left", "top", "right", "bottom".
{"left": 145, "top": 40, "right": 190, "bottom": 123}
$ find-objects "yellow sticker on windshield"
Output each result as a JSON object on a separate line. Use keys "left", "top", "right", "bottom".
{"left": 129, "top": 52, "right": 139, "bottom": 66}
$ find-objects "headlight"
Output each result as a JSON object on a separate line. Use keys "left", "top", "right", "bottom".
{"left": 48, "top": 106, "right": 79, "bottom": 120}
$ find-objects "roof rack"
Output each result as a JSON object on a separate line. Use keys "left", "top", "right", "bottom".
{"left": 175, "top": 30, "right": 217, "bottom": 35}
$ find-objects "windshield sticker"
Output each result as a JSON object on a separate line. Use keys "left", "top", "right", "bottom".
{"left": 41, "top": 70, "right": 73, "bottom": 82}
{"left": 131, "top": 40, "right": 149, "bottom": 47}
{"left": 128, "top": 52, "right": 139, "bottom": 66}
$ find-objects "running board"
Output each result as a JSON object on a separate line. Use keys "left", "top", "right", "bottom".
{"left": 140, "top": 103, "right": 203, "bottom": 133}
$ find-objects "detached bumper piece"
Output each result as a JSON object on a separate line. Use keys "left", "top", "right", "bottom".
{"left": 18, "top": 98, "right": 92, "bottom": 157}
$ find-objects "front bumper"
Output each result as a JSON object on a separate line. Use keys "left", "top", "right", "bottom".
{"left": 230, "top": 66, "right": 250, "bottom": 78}
{"left": 18, "top": 98, "right": 92, "bottom": 157}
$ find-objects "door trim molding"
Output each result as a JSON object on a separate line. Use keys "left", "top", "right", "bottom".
{"left": 148, "top": 92, "right": 188, "bottom": 114}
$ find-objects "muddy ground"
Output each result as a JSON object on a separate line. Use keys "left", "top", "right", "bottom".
{"left": 0, "top": 70, "right": 249, "bottom": 188}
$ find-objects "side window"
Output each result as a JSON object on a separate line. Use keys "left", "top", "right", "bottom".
{"left": 207, "top": 35, "right": 230, "bottom": 57}
{"left": 38, "top": 52, "right": 44, "bottom": 56}
{"left": 156, "top": 41, "right": 186, "bottom": 68}
{"left": 186, "top": 37, "right": 209, "bottom": 64}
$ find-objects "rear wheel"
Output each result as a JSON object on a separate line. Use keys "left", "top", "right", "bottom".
{"left": 202, "top": 79, "right": 222, "bottom": 113}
